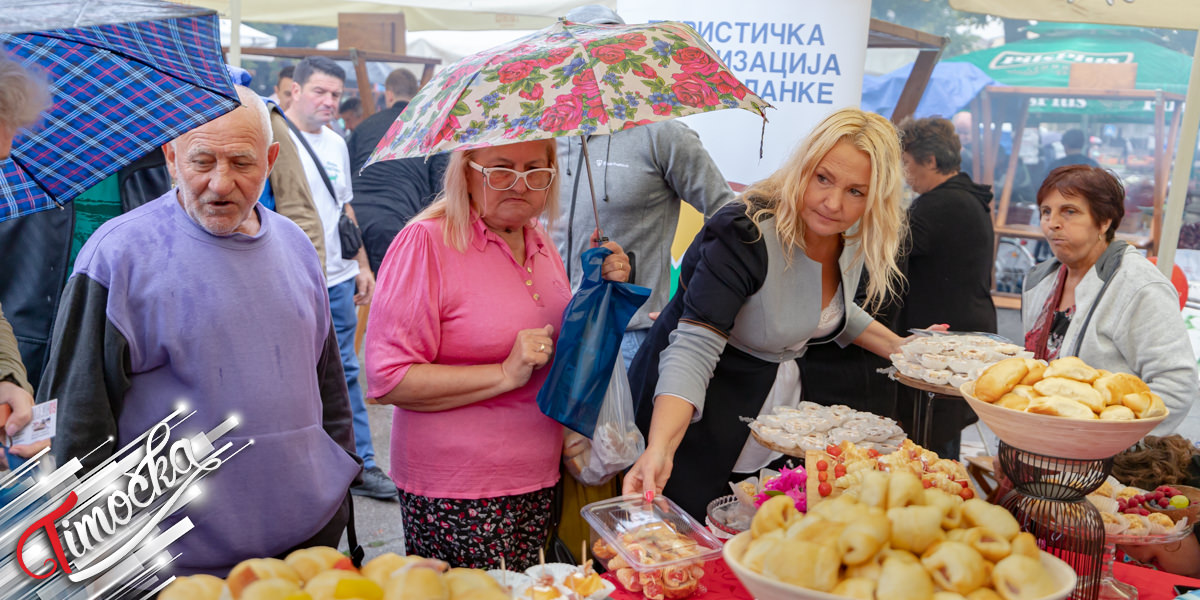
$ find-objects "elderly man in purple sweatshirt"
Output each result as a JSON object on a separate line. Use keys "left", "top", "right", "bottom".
{"left": 37, "top": 86, "right": 361, "bottom": 576}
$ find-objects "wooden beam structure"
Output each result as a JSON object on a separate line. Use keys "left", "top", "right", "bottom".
{"left": 866, "top": 18, "right": 950, "bottom": 125}
{"left": 223, "top": 46, "right": 441, "bottom": 119}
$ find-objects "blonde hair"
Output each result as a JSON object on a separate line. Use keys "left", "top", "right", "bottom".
{"left": 411, "top": 139, "right": 560, "bottom": 252}
{"left": 740, "top": 108, "right": 906, "bottom": 312}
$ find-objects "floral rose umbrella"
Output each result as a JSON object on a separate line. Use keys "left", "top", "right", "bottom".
{"left": 366, "top": 18, "right": 770, "bottom": 236}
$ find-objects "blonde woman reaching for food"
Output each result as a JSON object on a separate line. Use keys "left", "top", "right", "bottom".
{"left": 624, "top": 108, "right": 927, "bottom": 519}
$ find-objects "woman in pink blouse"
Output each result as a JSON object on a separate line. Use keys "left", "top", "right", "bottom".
{"left": 364, "top": 138, "right": 630, "bottom": 569}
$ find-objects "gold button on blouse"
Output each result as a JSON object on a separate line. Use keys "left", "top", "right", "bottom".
{"left": 525, "top": 280, "right": 533, "bottom": 286}
{"left": 533, "top": 293, "right": 540, "bottom": 300}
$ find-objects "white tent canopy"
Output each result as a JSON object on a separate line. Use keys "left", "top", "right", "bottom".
{"left": 317, "top": 29, "right": 536, "bottom": 71}
{"left": 219, "top": 19, "right": 276, "bottom": 48}
{"left": 189, "top": 0, "right": 612, "bottom": 30}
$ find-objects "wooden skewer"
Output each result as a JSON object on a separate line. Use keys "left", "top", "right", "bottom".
{"left": 581, "top": 540, "right": 587, "bottom": 570}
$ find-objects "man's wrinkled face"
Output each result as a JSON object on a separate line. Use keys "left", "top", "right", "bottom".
{"left": 164, "top": 105, "right": 279, "bottom": 236}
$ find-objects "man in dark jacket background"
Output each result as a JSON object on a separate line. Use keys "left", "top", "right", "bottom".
{"left": 895, "top": 116, "right": 998, "bottom": 460}
{"left": 347, "top": 68, "right": 449, "bottom": 273}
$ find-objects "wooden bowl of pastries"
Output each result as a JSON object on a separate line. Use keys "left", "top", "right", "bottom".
{"left": 723, "top": 473, "right": 1077, "bottom": 600}
{"left": 960, "top": 356, "right": 1167, "bottom": 460}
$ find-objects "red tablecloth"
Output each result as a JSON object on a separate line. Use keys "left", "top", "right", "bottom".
{"left": 1114, "top": 562, "right": 1200, "bottom": 600}
{"left": 604, "top": 558, "right": 1200, "bottom": 600}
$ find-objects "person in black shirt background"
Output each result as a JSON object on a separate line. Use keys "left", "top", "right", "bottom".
{"left": 347, "top": 68, "right": 450, "bottom": 273}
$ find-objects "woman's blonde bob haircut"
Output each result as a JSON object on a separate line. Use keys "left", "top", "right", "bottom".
{"left": 740, "top": 107, "right": 906, "bottom": 312}
{"left": 411, "top": 138, "right": 561, "bottom": 252}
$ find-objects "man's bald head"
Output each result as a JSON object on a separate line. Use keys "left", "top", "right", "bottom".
{"left": 163, "top": 86, "right": 279, "bottom": 236}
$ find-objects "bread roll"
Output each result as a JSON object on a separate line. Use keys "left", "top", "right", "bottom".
{"left": 936, "top": 594, "right": 969, "bottom": 600}
{"left": 240, "top": 579, "right": 302, "bottom": 600}
{"left": 975, "top": 359, "right": 1029, "bottom": 403}
{"left": 305, "top": 570, "right": 373, "bottom": 600}
{"left": 887, "top": 471, "right": 926, "bottom": 509}
{"left": 887, "top": 505, "right": 946, "bottom": 554}
{"left": 742, "top": 529, "right": 783, "bottom": 573}
{"left": 1020, "top": 359, "right": 1048, "bottom": 385}
{"left": 995, "top": 393, "right": 1030, "bottom": 412}
{"left": 1122, "top": 391, "right": 1167, "bottom": 419}
{"left": 1026, "top": 395, "right": 1098, "bottom": 420}
{"left": 1010, "top": 385, "right": 1038, "bottom": 400}
{"left": 1043, "top": 356, "right": 1100, "bottom": 383}
{"left": 838, "top": 512, "right": 891, "bottom": 565}
{"left": 1099, "top": 405, "right": 1136, "bottom": 421}
{"left": 363, "top": 553, "right": 416, "bottom": 586}
{"left": 968, "top": 588, "right": 1005, "bottom": 600}
{"left": 160, "top": 575, "right": 226, "bottom": 600}
{"left": 284, "top": 546, "right": 346, "bottom": 583}
{"left": 752, "top": 494, "right": 799, "bottom": 538}
{"left": 921, "top": 541, "right": 989, "bottom": 595}
{"left": 763, "top": 538, "right": 840, "bottom": 592}
{"left": 992, "top": 554, "right": 1059, "bottom": 600}
{"left": 445, "top": 568, "right": 503, "bottom": 596}
{"left": 1010, "top": 532, "right": 1040, "bottom": 559}
{"left": 961, "top": 499, "right": 1020, "bottom": 541}
{"left": 962, "top": 526, "right": 1012, "bottom": 562}
{"left": 1032, "top": 377, "right": 1104, "bottom": 413}
{"left": 1093, "top": 372, "right": 1150, "bottom": 406}
{"left": 384, "top": 567, "right": 449, "bottom": 600}
{"left": 924, "top": 488, "right": 964, "bottom": 529}
{"left": 227, "top": 558, "right": 300, "bottom": 599}
{"left": 833, "top": 578, "right": 877, "bottom": 600}
{"left": 876, "top": 553, "right": 935, "bottom": 600}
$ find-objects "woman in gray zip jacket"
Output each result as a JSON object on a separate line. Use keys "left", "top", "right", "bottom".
{"left": 1023, "top": 165, "right": 1197, "bottom": 434}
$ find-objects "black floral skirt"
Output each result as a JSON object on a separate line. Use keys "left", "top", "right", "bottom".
{"left": 399, "top": 486, "right": 554, "bottom": 570}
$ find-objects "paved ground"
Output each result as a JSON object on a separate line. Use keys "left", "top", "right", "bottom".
{"left": 337, "top": 401, "right": 408, "bottom": 560}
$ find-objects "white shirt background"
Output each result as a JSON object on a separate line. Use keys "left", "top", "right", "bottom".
{"left": 291, "top": 126, "right": 360, "bottom": 287}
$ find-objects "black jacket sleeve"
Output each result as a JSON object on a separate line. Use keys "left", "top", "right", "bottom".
{"left": 316, "top": 321, "right": 364, "bottom": 485}
{"left": 40, "top": 275, "right": 131, "bottom": 472}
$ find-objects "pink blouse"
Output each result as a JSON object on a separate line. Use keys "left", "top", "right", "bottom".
{"left": 364, "top": 215, "right": 571, "bottom": 499}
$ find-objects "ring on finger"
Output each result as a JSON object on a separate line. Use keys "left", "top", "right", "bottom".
{"left": 538, "top": 343, "right": 546, "bottom": 352}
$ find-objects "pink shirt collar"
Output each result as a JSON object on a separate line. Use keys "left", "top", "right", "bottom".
{"left": 468, "top": 213, "right": 551, "bottom": 264}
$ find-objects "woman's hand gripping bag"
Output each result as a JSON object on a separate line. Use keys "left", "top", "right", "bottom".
{"left": 537, "top": 246, "right": 650, "bottom": 450}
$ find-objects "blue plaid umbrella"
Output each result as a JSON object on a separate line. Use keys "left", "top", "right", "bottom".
{"left": 0, "top": 0, "right": 239, "bottom": 222}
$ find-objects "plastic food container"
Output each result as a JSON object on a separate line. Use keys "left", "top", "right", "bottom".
{"left": 581, "top": 494, "right": 723, "bottom": 572}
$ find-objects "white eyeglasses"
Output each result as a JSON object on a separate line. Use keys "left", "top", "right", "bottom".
{"left": 469, "top": 161, "right": 557, "bottom": 191}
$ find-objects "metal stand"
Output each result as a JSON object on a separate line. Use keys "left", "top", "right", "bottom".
{"left": 894, "top": 373, "right": 960, "bottom": 449}
{"left": 997, "top": 441, "right": 1111, "bottom": 600}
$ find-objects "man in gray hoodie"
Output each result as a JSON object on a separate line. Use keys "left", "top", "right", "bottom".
{"left": 553, "top": 5, "right": 735, "bottom": 367}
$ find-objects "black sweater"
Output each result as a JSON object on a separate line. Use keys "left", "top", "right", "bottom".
{"left": 895, "top": 172, "right": 997, "bottom": 334}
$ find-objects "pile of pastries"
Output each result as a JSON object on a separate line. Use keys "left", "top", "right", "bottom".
{"left": 807, "top": 440, "right": 974, "bottom": 502}
{"left": 161, "top": 549, "right": 511, "bottom": 600}
{"left": 1087, "top": 477, "right": 1191, "bottom": 537}
{"left": 892, "top": 335, "right": 1032, "bottom": 389}
{"left": 736, "top": 471, "right": 1062, "bottom": 600}
{"left": 592, "top": 522, "right": 708, "bottom": 600}
{"left": 973, "top": 356, "right": 1167, "bottom": 421}
{"left": 748, "top": 402, "right": 907, "bottom": 455}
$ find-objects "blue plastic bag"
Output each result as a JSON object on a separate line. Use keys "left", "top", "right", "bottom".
{"left": 537, "top": 246, "right": 650, "bottom": 437}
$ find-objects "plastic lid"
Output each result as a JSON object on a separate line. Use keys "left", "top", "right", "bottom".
{"left": 581, "top": 494, "right": 723, "bottom": 572}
